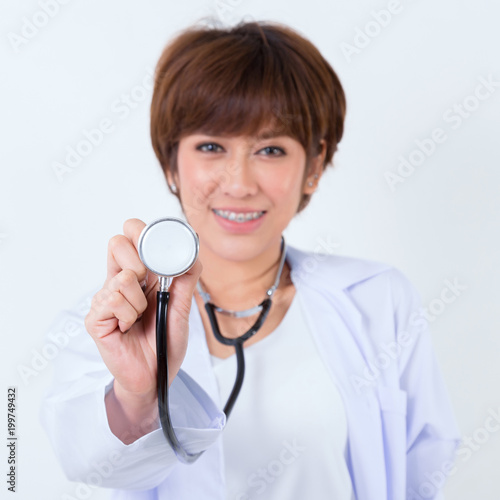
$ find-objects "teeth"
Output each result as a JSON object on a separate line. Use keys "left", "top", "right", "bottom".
{"left": 213, "top": 209, "right": 265, "bottom": 223}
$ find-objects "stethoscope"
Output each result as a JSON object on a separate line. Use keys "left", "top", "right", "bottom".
{"left": 138, "top": 217, "right": 286, "bottom": 464}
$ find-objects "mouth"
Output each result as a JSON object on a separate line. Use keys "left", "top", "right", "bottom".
{"left": 212, "top": 209, "right": 266, "bottom": 223}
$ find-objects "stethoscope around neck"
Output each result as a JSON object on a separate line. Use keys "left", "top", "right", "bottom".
{"left": 138, "top": 217, "right": 286, "bottom": 464}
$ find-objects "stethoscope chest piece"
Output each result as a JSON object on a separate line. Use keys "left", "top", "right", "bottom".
{"left": 138, "top": 217, "right": 199, "bottom": 286}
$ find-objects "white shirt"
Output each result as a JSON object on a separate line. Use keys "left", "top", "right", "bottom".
{"left": 210, "top": 294, "right": 355, "bottom": 500}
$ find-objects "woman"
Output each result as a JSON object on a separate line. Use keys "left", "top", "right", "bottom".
{"left": 41, "top": 21, "right": 460, "bottom": 500}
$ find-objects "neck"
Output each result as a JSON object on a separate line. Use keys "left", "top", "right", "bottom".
{"left": 197, "top": 237, "right": 285, "bottom": 310}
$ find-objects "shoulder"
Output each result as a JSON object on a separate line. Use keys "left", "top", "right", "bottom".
{"left": 287, "top": 244, "right": 408, "bottom": 286}
{"left": 286, "top": 244, "right": 421, "bottom": 310}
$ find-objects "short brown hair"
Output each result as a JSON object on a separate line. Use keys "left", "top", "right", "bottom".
{"left": 150, "top": 21, "right": 346, "bottom": 211}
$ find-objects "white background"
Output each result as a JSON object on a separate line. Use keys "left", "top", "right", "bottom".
{"left": 1, "top": 0, "right": 499, "bottom": 498}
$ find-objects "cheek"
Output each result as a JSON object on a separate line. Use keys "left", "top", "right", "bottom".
{"left": 264, "top": 166, "right": 305, "bottom": 203}
{"left": 177, "top": 158, "right": 218, "bottom": 207}
{"left": 178, "top": 171, "right": 240, "bottom": 228}
{"left": 175, "top": 158, "right": 204, "bottom": 219}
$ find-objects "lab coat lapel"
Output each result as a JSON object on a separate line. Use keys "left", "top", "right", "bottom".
{"left": 286, "top": 246, "right": 390, "bottom": 500}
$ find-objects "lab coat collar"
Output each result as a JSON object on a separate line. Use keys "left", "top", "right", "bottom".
{"left": 284, "top": 244, "right": 392, "bottom": 292}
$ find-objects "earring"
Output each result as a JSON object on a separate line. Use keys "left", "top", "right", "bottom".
{"left": 170, "top": 183, "right": 178, "bottom": 194}
{"left": 308, "top": 174, "right": 319, "bottom": 187}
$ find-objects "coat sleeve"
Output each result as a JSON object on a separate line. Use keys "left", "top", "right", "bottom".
{"left": 390, "top": 270, "right": 461, "bottom": 500}
{"left": 39, "top": 288, "right": 225, "bottom": 490}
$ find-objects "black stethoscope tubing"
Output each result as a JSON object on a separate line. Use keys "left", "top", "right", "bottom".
{"left": 156, "top": 291, "right": 272, "bottom": 464}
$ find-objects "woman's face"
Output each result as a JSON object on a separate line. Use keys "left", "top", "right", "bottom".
{"left": 171, "top": 128, "right": 323, "bottom": 262}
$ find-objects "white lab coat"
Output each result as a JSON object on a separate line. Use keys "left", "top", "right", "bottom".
{"left": 40, "top": 245, "right": 461, "bottom": 500}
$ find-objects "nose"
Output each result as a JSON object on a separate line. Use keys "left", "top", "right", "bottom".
{"left": 220, "top": 151, "right": 258, "bottom": 198}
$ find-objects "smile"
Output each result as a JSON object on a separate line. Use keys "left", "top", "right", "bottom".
{"left": 212, "top": 209, "right": 266, "bottom": 223}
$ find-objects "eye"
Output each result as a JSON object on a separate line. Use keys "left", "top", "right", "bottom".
{"left": 258, "top": 146, "right": 285, "bottom": 156}
{"left": 196, "top": 142, "right": 224, "bottom": 153}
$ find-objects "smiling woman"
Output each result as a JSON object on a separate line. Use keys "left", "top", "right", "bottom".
{"left": 41, "top": 20, "right": 460, "bottom": 500}
{"left": 150, "top": 22, "right": 346, "bottom": 213}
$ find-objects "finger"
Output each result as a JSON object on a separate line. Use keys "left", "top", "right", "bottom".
{"left": 88, "top": 288, "right": 140, "bottom": 335}
{"left": 123, "top": 218, "right": 159, "bottom": 292}
{"left": 123, "top": 218, "right": 146, "bottom": 251}
{"left": 107, "top": 234, "right": 148, "bottom": 283}
{"left": 107, "top": 269, "right": 148, "bottom": 316}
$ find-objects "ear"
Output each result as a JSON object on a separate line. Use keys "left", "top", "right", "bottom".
{"left": 165, "top": 169, "right": 179, "bottom": 193}
{"left": 303, "top": 140, "right": 326, "bottom": 195}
